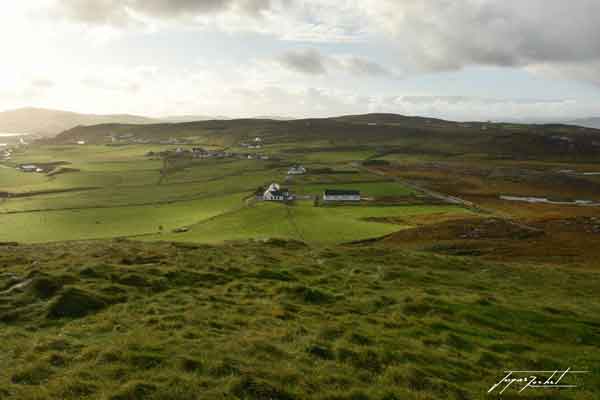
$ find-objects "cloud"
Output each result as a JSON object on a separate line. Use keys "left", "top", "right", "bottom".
{"left": 229, "top": 85, "right": 365, "bottom": 116}
{"left": 278, "top": 48, "right": 327, "bottom": 75}
{"left": 50, "top": 0, "right": 600, "bottom": 84}
{"left": 277, "top": 48, "right": 396, "bottom": 78}
{"left": 368, "top": 95, "right": 590, "bottom": 122}
{"left": 332, "top": 55, "right": 396, "bottom": 78}
{"left": 79, "top": 66, "right": 160, "bottom": 94}
{"left": 81, "top": 77, "right": 140, "bottom": 93}
{"left": 399, "top": 96, "right": 566, "bottom": 106}
{"left": 52, "top": 0, "right": 133, "bottom": 26}
{"left": 31, "top": 79, "right": 55, "bottom": 89}
{"left": 527, "top": 61, "right": 600, "bottom": 87}
{"left": 361, "top": 0, "right": 600, "bottom": 83}
{"left": 52, "top": 0, "right": 289, "bottom": 26}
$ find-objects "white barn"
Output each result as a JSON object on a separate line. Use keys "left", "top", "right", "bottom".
{"left": 323, "top": 189, "right": 361, "bottom": 202}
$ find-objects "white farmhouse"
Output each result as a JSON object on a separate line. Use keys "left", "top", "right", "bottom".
{"left": 323, "top": 189, "right": 361, "bottom": 202}
{"left": 263, "top": 183, "right": 292, "bottom": 201}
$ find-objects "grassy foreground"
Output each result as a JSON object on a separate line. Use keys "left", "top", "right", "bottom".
{"left": 1, "top": 239, "right": 598, "bottom": 399}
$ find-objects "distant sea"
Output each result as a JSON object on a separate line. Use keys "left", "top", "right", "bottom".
{"left": 0, "top": 133, "right": 28, "bottom": 137}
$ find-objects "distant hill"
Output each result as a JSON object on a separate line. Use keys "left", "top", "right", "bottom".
{"left": 160, "top": 115, "right": 231, "bottom": 123}
{"left": 251, "top": 115, "right": 295, "bottom": 121}
{"left": 161, "top": 115, "right": 293, "bottom": 122}
{"left": 50, "top": 113, "right": 600, "bottom": 161}
{"left": 0, "top": 107, "right": 297, "bottom": 137}
{"left": 0, "top": 107, "right": 158, "bottom": 137}
{"left": 569, "top": 117, "right": 600, "bottom": 129}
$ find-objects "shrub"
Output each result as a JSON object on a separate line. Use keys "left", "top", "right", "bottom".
{"left": 47, "top": 287, "right": 108, "bottom": 319}
{"left": 109, "top": 381, "right": 157, "bottom": 400}
{"left": 230, "top": 376, "right": 297, "bottom": 400}
{"left": 11, "top": 365, "right": 52, "bottom": 385}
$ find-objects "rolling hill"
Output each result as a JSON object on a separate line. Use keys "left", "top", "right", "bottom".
{"left": 570, "top": 117, "right": 600, "bottom": 129}
{"left": 0, "top": 108, "right": 158, "bottom": 137}
{"left": 0, "top": 107, "right": 297, "bottom": 137}
{"left": 50, "top": 113, "right": 600, "bottom": 161}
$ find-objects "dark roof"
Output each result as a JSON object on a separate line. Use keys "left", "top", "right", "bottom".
{"left": 324, "top": 189, "right": 360, "bottom": 196}
{"left": 270, "top": 190, "right": 291, "bottom": 197}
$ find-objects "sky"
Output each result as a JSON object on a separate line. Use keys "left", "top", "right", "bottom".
{"left": 1, "top": 0, "right": 600, "bottom": 121}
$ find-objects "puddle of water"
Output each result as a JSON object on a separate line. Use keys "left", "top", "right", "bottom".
{"left": 0, "top": 133, "right": 28, "bottom": 137}
{"left": 557, "top": 170, "right": 600, "bottom": 176}
{"left": 500, "top": 195, "right": 600, "bottom": 206}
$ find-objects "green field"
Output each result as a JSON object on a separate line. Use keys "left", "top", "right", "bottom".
{"left": 291, "top": 181, "right": 417, "bottom": 197}
{"left": 150, "top": 202, "right": 468, "bottom": 244}
{"left": 0, "top": 143, "right": 444, "bottom": 244}
{"left": 1, "top": 117, "right": 600, "bottom": 400}
{"left": 0, "top": 194, "right": 246, "bottom": 243}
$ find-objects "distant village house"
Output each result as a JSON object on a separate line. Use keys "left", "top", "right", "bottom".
{"left": 323, "top": 189, "right": 361, "bottom": 202}
{"left": 287, "top": 165, "right": 306, "bottom": 175}
{"left": 18, "top": 164, "right": 43, "bottom": 173}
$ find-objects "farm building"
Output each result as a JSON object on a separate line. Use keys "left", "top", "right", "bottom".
{"left": 288, "top": 165, "right": 306, "bottom": 175}
{"left": 263, "top": 183, "right": 292, "bottom": 201}
{"left": 18, "top": 164, "right": 40, "bottom": 173}
{"left": 323, "top": 189, "right": 361, "bottom": 202}
{"left": 192, "top": 147, "right": 212, "bottom": 159}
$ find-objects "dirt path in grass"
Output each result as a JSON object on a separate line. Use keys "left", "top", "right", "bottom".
{"left": 285, "top": 205, "right": 307, "bottom": 243}
{"left": 0, "top": 279, "right": 32, "bottom": 295}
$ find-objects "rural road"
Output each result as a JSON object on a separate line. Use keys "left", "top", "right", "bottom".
{"left": 358, "top": 164, "right": 485, "bottom": 211}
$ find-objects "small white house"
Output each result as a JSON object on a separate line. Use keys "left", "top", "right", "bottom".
{"left": 263, "top": 183, "right": 292, "bottom": 201}
{"left": 254, "top": 137, "right": 263, "bottom": 143}
{"left": 287, "top": 165, "right": 306, "bottom": 175}
{"left": 77, "top": 140, "right": 86, "bottom": 145}
{"left": 18, "top": 165, "right": 38, "bottom": 173}
{"left": 323, "top": 189, "right": 361, "bottom": 202}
